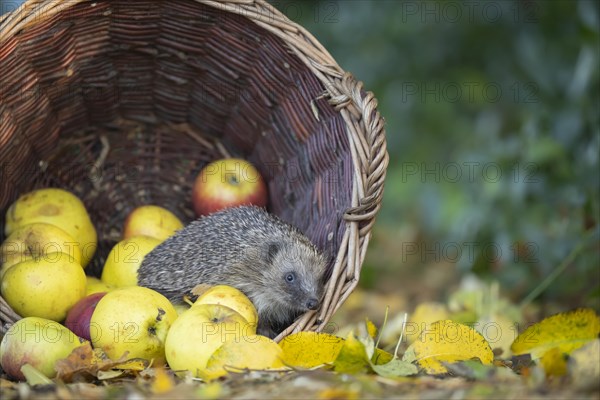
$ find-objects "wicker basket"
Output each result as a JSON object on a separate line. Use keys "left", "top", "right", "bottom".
{"left": 0, "top": 0, "right": 387, "bottom": 341}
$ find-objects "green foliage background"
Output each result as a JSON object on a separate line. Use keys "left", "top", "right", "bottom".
{"left": 272, "top": 0, "right": 600, "bottom": 307}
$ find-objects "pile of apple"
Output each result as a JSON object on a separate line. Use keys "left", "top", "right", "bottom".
{"left": 0, "top": 158, "right": 280, "bottom": 381}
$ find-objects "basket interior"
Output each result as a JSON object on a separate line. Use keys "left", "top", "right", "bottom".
{"left": 0, "top": 0, "right": 353, "bottom": 275}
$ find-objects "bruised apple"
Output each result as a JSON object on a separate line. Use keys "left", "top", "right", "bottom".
{"left": 192, "top": 158, "right": 267, "bottom": 216}
{"left": 0, "top": 222, "right": 82, "bottom": 278}
{"left": 4, "top": 188, "right": 97, "bottom": 267}
{"left": 123, "top": 205, "right": 183, "bottom": 242}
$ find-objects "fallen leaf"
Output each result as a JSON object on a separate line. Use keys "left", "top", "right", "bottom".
{"left": 405, "top": 302, "right": 449, "bottom": 344}
{"left": 280, "top": 332, "right": 345, "bottom": 369}
{"left": 444, "top": 360, "right": 495, "bottom": 380}
{"left": 540, "top": 347, "right": 568, "bottom": 377}
{"left": 406, "top": 319, "right": 494, "bottom": 374}
{"left": 365, "top": 318, "right": 378, "bottom": 339}
{"left": 476, "top": 314, "right": 518, "bottom": 358}
{"left": 20, "top": 364, "right": 53, "bottom": 386}
{"left": 55, "top": 343, "right": 144, "bottom": 382}
{"left": 511, "top": 308, "right": 600, "bottom": 359}
{"left": 371, "top": 358, "right": 418, "bottom": 378}
{"left": 318, "top": 388, "right": 359, "bottom": 399}
{"left": 97, "top": 370, "right": 124, "bottom": 380}
{"left": 55, "top": 343, "right": 98, "bottom": 381}
{"left": 112, "top": 359, "right": 149, "bottom": 371}
{"left": 332, "top": 332, "right": 372, "bottom": 374}
{"left": 371, "top": 348, "right": 394, "bottom": 365}
{"left": 150, "top": 366, "right": 175, "bottom": 394}
{"left": 195, "top": 381, "right": 226, "bottom": 399}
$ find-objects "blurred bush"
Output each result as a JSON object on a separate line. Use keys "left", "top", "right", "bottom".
{"left": 272, "top": 0, "right": 599, "bottom": 307}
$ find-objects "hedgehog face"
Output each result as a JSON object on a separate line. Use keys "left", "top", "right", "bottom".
{"left": 265, "top": 241, "right": 326, "bottom": 314}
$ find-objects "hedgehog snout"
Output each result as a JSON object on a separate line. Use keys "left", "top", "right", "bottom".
{"left": 305, "top": 298, "right": 319, "bottom": 310}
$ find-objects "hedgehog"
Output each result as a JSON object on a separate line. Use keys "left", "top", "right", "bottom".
{"left": 137, "top": 206, "right": 327, "bottom": 337}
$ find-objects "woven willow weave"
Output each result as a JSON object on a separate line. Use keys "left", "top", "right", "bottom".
{"left": 0, "top": 0, "right": 387, "bottom": 340}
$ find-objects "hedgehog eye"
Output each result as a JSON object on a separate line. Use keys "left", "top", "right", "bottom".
{"left": 285, "top": 272, "right": 296, "bottom": 283}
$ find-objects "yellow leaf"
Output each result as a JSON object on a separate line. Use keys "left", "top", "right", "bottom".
{"left": 476, "top": 314, "right": 518, "bottom": 358}
{"left": 112, "top": 359, "right": 149, "bottom": 371}
{"left": 365, "top": 318, "right": 378, "bottom": 339}
{"left": 332, "top": 332, "right": 371, "bottom": 374}
{"left": 150, "top": 367, "right": 175, "bottom": 394}
{"left": 372, "top": 348, "right": 394, "bottom": 365}
{"left": 408, "top": 320, "right": 494, "bottom": 374}
{"left": 318, "top": 388, "right": 359, "bottom": 400}
{"left": 195, "top": 382, "right": 225, "bottom": 399}
{"left": 405, "top": 302, "right": 449, "bottom": 344}
{"left": 280, "top": 332, "right": 345, "bottom": 369}
{"left": 511, "top": 308, "right": 600, "bottom": 359}
{"left": 540, "top": 347, "right": 568, "bottom": 377}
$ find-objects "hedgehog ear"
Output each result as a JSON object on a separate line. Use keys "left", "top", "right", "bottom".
{"left": 266, "top": 242, "right": 280, "bottom": 263}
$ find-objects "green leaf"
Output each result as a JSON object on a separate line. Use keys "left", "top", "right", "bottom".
{"left": 20, "top": 364, "right": 54, "bottom": 386}
{"left": 371, "top": 358, "right": 418, "bottom": 378}
{"left": 332, "top": 331, "right": 372, "bottom": 374}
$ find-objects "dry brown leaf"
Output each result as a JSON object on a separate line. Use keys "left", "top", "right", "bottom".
{"left": 55, "top": 344, "right": 142, "bottom": 382}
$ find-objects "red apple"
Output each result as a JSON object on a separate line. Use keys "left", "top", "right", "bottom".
{"left": 192, "top": 158, "right": 268, "bottom": 216}
{"left": 64, "top": 292, "right": 106, "bottom": 341}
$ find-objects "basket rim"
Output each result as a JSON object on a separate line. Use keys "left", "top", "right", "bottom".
{"left": 0, "top": 0, "right": 388, "bottom": 341}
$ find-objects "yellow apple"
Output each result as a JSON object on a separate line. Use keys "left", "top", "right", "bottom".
{"left": 0, "top": 317, "right": 87, "bottom": 380}
{"left": 123, "top": 205, "right": 184, "bottom": 242}
{"left": 1, "top": 252, "right": 86, "bottom": 321}
{"left": 4, "top": 188, "right": 97, "bottom": 267}
{"left": 0, "top": 222, "right": 82, "bottom": 279}
{"left": 165, "top": 304, "right": 254, "bottom": 376}
{"left": 172, "top": 302, "right": 191, "bottom": 316}
{"left": 192, "top": 285, "right": 258, "bottom": 329}
{"left": 85, "top": 276, "right": 113, "bottom": 296}
{"left": 90, "top": 286, "right": 178, "bottom": 362}
{"left": 101, "top": 235, "right": 161, "bottom": 287}
{"left": 202, "top": 334, "right": 286, "bottom": 380}
{"left": 192, "top": 158, "right": 268, "bottom": 216}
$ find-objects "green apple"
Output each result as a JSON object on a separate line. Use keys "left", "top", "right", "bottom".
{"left": 165, "top": 304, "right": 254, "bottom": 377}
{"left": 1, "top": 252, "right": 86, "bottom": 321}
{"left": 123, "top": 205, "right": 183, "bottom": 242}
{"left": 0, "top": 317, "right": 87, "bottom": 380}
{"left": 192, "top": 158, "right": 268, "bottom": 216}
{"left": 4, "top": 188, "right": 97, "bottom": 267}
{"left": 192, "top": 284, "right": 258, "bottom": 329}
{"left": 100, "top": 235, "right": 161, "bottom": 287}
{"left": 90, "top": 286, "right": 178, "bottom": 362}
